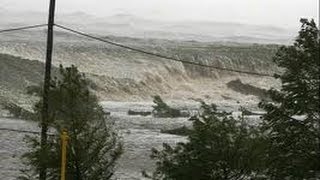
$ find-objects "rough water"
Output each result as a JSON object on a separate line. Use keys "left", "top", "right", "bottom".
{"left": 0, "top": 100, "right": 265, "bottom": 179}
{"left": 0, "top": 101, "right": 194, "bottom": 180}
{"left": 0, "top": 28, "right": 280, "bottom": 179}
{"left": 0, "top": 30, "right": 280, "bottom": 103}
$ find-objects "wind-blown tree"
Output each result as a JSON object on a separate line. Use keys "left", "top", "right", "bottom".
{"left": 259, "top": 19, "right": 320, "bottom": 179}
{"left": 19, "top": 65, "right": 122, "bottom": 180}
{"left": 146, "top": 102, "right": 266, "bottom": 180}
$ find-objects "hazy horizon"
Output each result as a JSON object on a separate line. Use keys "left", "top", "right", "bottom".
{"left": 1, "top": 0, "right": 318, "bottom": 29}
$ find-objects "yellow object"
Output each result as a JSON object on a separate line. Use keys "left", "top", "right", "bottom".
{"left": 60, "top": 129, "right": 69, "bottom": 180}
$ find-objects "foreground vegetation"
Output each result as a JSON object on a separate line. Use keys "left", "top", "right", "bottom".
{"left": 19, "top": 65, "right": 122, "bottom": 180}
{"left": 258, "top": 19, "right": 320, "bottom": 179}
{"left": 146, "top": 19, "right": 320, "bottom": 179}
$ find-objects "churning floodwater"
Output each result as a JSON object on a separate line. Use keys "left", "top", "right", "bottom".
{"left": 0, "top": 101, "right": 262, "bottom": 180}
{"left": 0, "top": 101, "right": 194, "bottom": 180}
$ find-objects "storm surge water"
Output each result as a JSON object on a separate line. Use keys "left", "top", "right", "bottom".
{"left": 0, "top": 30, "right": 280, "bottom": 106}
{"left": 0, "top": 24, "right": 283, "bottom": 180}
{"left": 0, "top": 102, "right": 192, "bottom": 180}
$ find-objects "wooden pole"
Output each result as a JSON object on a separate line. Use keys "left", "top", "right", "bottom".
{"left": 40, "top": 0, "right": 56, "bottom": 179}
{"left": 60, "top": 130, "right": 69, "bottom": 180}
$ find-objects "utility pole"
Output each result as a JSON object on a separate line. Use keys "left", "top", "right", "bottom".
{"left": 40, "top": 0, "right": 56, "bottom": 179}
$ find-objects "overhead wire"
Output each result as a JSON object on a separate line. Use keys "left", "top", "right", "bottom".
{"left": 0, "top": 24, "right": 47, "bottom": 33}
{"left": 54, "top": 24, "right": 275, "bottom": 77}
{"left": 0, "top": 127, "right": 56, "bottom": 136}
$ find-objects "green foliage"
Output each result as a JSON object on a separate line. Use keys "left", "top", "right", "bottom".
{"left": 152, "top": 95, "right": 189, "bottom": 118}
{"left": 19, "top": 65, "right": 122, "bottom": 180}
{"left": 147, "top": 19, "right": 319, "bottom": 180}
{"left": 147, "top": 102, "right": 266, "bottom": 180}
{"left": 259, "top": 19, "right": 320, "bottom": 179}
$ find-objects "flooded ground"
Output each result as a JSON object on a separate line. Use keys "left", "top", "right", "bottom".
{"left": 0, "top": 101, "right": 262, "bottom": 179}
{"left": 0, "top": 101, "right": 193, "bottom": 180}
{"left": 107, "top": 102, "right": 192, "bottom": 179}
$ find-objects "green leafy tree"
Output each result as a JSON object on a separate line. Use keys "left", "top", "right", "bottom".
{"left": 19, "top": 65, "right": 122, "bottom": 180}
{"left": 259, "top": 19, "right": 320, "bottom": 179}
{"left": 146, "top": 102, "right": 266, "bottom": 180}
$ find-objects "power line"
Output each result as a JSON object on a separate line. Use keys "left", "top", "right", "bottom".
{"left": 0, "top": 127, "right": 41, "bottom": 134}
{"left": 54, "top": 24, "right": 274, "bottom": 77}
{"left": 0, "top": 127, "right": 56, "bottom": 136}
{"left": 0, "top": 24, "right": 47, "bottom": 34}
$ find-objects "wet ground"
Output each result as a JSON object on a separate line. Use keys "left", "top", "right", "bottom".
{"left": 0, "top": 101, "right": 192, "bottom": 180}
{"left": 0, "top": 101, "right": 262, "bottom": 179}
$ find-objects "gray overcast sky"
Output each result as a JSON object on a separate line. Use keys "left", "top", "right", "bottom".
{"left": 1, "top": 0, "right": 319, "bottom": 28}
